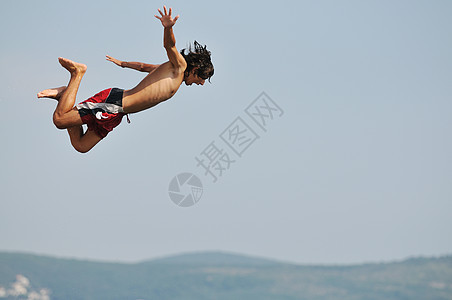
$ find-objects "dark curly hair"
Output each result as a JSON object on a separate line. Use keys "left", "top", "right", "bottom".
{"left": 180, "top": 41, "right": 214, "bottom": 82}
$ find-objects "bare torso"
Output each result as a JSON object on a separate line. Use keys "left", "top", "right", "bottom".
{"left": 122, "top": 61, "right": 184, "bottom": 114}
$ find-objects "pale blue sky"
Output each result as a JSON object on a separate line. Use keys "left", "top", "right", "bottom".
{"left": 1, "top": 0, "right": 451, "bottom": 265}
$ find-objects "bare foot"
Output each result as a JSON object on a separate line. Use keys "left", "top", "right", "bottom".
{"left": 37, "top": 86, "right": 67, "bottom": 100}
{"left": 58, "top": 57, "right": 87, "bottom": 75}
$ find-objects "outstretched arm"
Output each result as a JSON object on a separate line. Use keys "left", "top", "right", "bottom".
{"left": 106, "top": 55, "right": 160, "bottom": 73}
{"left": 155, "top": 6, "right": 186, "bottom": 70}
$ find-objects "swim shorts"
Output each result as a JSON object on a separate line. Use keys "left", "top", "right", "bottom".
{"left": 76, "top": 88, "right": 126, "bottom": 138}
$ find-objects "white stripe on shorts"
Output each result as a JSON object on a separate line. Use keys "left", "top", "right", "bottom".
{"left": 76, "top": 102, "right": 124, "bottom": 114}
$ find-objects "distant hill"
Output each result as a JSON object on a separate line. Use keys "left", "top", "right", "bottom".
{"left": 146, "top": 251, "right": 281, "bottom": 266}
{"left": 0, "top": 251, "right": 451, "bottom": 300}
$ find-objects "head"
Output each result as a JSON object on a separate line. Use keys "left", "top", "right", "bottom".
{"left": 181, "top": 41, "right": 214, "bottom": 86}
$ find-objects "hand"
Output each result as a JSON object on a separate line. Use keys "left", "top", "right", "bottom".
{"left": 155, "top": 6, "right": 179, "bottom": 28}
{"left": 106, "top": 55, "right": 123, "bottom": 67}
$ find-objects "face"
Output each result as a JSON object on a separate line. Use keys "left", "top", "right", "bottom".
{"left": 184, "top": 69, "right": 206, "bottom": 86}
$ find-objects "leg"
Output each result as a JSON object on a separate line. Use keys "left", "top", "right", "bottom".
{"left": 38, "top": 85, "right": 86, "bottom": 141}
{"left": 38, "top": 85, "right": 96, "bottom": 151}
{"left": 39, "top": 59, "right": 101, "bottom": 153}
{"left": 52, "top": 57, "right": 87, "bottom": 129}
{"left": 67, "top": 126, "right": 103, "bottom": 153}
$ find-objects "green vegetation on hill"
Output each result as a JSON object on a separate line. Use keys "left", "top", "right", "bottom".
{"left": 0, "top": 252, "right": 451, "bottom": 300}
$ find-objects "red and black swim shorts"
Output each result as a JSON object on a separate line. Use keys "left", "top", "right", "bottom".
{"left": 76, "top": 88, "right": 126, "bottom": 138}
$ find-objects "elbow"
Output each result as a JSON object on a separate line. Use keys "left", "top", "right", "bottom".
{"left": 164, "top": 42, "right": 176, "bottom": 50}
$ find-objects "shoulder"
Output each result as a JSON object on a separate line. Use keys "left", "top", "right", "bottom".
{"left": 165, "top": 44, "right": 187, "bottom": 72}
{"left": 173, "top": 51, "right": 187, "bottom": 72}
{"left": 158, "top": 61, "right": 185, "bottom": 81}
{"left": 164, "top": 59, "right": 186, "bottom": 75}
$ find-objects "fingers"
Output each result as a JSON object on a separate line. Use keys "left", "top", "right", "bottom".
{"left": 105, "top": 55, "right": 121, "bottom": 66}
{"left": 156, "top": 6, "right": 174, "bottom": 16}
{"left": 155, "top": 6, "right": 178, "bottom": 24}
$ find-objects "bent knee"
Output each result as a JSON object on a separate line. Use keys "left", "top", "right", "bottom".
{"left": 73, "top": 145, "right": 91, "bottom": 153}
{"left": 53, "top": 109, "right": 81, "bottom": 129}
{"left": 77, "top": 148, "right": 90, "bottom": 153}
{"left": 53, "top": 113, "right": 66, "bottom": 130}
{"left": 71, "top": 141, "right": 93, "bottom": 153}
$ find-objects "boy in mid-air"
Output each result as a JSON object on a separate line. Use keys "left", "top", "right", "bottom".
{"left": 37, "top": 6, "right": 214, "bottom": 153}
